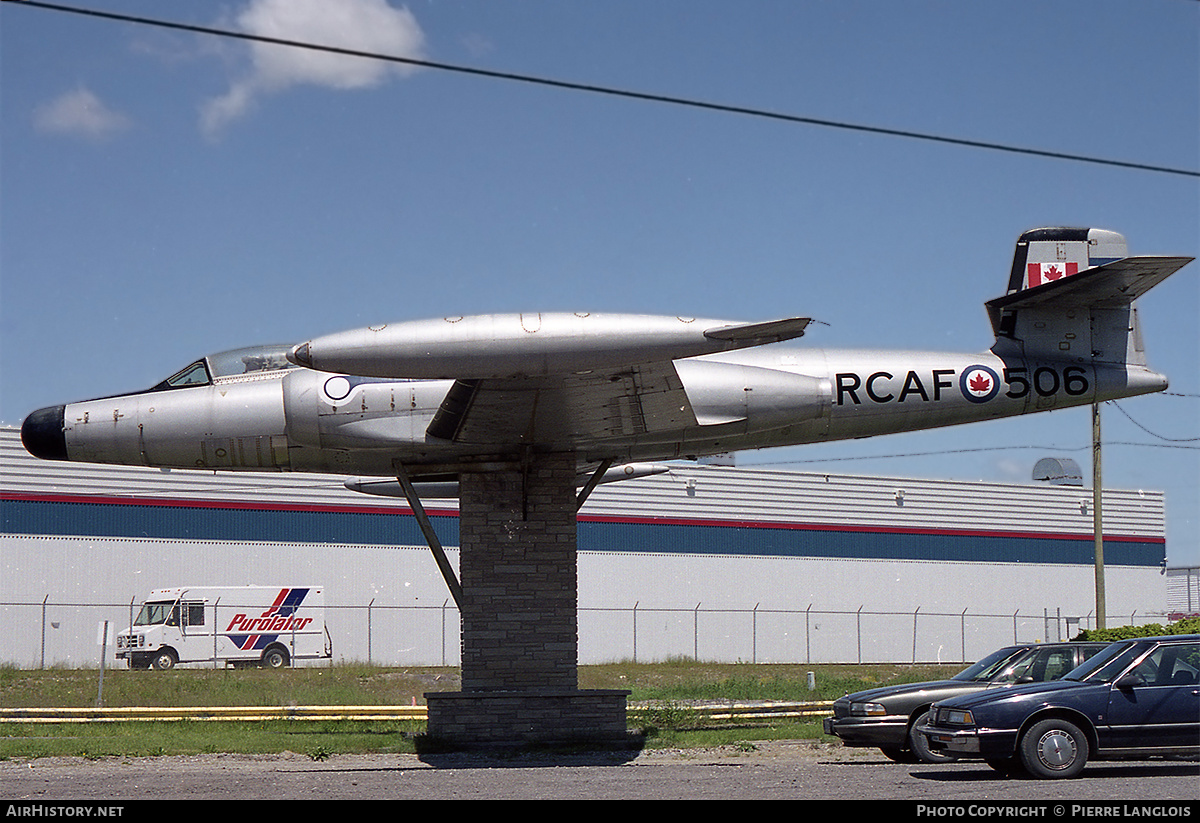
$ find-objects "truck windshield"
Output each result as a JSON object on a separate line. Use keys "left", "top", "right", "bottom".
{"left": 134, "top": 601, "right": 178, "bottom": 626}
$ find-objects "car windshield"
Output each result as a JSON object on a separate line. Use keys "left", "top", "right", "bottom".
{"left": 951, "top": 646, "right": 1025, "bottom": 682}
{"left": 1061, "top": 641, "right": 1141, "bottom": 683}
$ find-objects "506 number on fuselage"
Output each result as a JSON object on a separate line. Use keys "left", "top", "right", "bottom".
{"left": 834, "top": 364, "right": 1090, "bottom": 407}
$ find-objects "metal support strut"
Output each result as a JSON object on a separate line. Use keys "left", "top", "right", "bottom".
{"left": 394, "top": 463, "right": 463, "bottom": 610}
{"left": 576, "top": 458, "right": 614, "bottom": 511}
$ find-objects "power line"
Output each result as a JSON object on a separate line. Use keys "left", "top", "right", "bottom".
{"left": 712, "top": 393, "right": 1200, "bottom": 465}
{"left": 1111, "top": 400, "right": 1200, "bottom": 442}
{"left": 746, "top": 439, "right": 1199, "bottom": 468}
{"left": 8, "top": 0, "right": 1199, "bottom": 179}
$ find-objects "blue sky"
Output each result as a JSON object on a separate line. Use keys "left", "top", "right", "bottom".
{"left": 2, "top": 0, "right": 1197, "bottom": 570}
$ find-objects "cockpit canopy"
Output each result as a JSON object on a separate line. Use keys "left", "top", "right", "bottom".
{"left": 152, "top": 344, "right": 296, "bottom": 391}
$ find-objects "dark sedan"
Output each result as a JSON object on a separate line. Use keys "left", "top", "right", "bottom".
{"left": 823, "top": 641, "right": 1108, "bottom": 763}
{"left": 921, "top": 634, "right": 1200, "bottom": 778}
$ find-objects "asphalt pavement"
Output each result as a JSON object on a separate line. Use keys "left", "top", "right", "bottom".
{"left": 2, "top": 741, "right": 1197, "bottom": 803}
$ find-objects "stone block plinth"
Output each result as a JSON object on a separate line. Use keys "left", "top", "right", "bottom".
{"left": 424, "top": 689, "right": 631, "bottom": 747}
{"left": 457, "top": 452, "right": 580, "bottom": 692}
{"left": 428, "top": 451, "right": 630, "bottom": 747}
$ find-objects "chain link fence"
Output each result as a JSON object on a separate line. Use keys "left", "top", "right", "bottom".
{"left": 0, "top": 597, "right": 1175, "bottom": 670}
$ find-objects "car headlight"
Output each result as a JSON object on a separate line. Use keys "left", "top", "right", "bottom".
{"left": 849, "top": 702, "right": 888, "bottom": 716}
{"left": 943, "top": 709, "right": 975, "bottom": 726}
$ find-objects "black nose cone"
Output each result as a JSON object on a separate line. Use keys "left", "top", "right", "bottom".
{"left": 21, "top": 405, "right": 68, "bottom": 461}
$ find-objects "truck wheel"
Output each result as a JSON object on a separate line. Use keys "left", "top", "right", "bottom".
{"left": 909, "top": 710, "right": 954, "bottom": 763}
{"left": 1018, "top": 719, "right": 1089, "bottom": 779}
{"left": 151, "top": 649, "right": 177, "bottom": 671}
{"left": 261, "top": 647, "right": 290, "bottom": 669}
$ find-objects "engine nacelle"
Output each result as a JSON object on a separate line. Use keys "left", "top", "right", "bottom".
{"left": 677, "top": 359, "right": 829, "bottom": 429}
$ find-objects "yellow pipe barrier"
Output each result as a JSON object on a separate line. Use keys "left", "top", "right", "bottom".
{"left": 634, "top": 701, "right": 834, "bottom": 721}
{"left": 0, "top": 705, "right": 429, "bottom": 723}
{"left": 0, "top": 701, "right": 833, "bottom": 724}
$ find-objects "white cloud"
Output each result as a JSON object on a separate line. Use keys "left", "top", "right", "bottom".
{"left": 34, "top": 88, "right": 131, "bottom": 139}
{"left": 201, "top": 0, "right": 426, "bottom": 138}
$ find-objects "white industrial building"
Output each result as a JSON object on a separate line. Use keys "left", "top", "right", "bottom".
{"left": 1, "top": 427, "right": 1174, "bottom": 668}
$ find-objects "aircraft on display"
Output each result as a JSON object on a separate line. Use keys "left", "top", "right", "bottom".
{"left": 20, "top": 227, "right": 1193, "bottom": 498}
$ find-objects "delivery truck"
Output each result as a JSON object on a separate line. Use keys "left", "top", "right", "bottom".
{"left": 116, "top": 586, "right": 332, "bottom": 669}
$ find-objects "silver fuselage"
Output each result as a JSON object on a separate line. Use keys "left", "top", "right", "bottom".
{"left": 28, "top": 343, "right": 1166, "bottom": 478}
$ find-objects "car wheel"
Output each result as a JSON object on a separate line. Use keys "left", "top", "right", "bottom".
{"left": 151, "top": 649, "right": 177, "bottom": 671}
{"left": 1019, "top": 719, "right": 1089, "bottom": 779}
{"left": 909, "top": 710, "right": 955, "bottom": 763}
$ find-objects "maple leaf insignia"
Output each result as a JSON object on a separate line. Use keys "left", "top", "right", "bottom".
{"left": 968, "top": 372, "right": 992, "bottom": 393}
{"left": 1044, "top": 264, "right": 1064, "bottom": 281}
{"left": 960, "top": 366, "right": 1000, "bottom": 403}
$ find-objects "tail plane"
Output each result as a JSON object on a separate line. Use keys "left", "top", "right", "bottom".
{"left": 988, "top": 227, "right": 1193, "bottom": 367}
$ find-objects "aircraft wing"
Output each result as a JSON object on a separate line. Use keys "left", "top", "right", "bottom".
{"left": 425, "top": 361, "right": 697, "bottom": 445}
{"left": 288, "top": 312, "right": 811, "bottom": 448}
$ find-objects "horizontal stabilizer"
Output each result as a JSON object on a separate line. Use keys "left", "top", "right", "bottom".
{"left": 987, "top": 256, "right": 1193, "bottom": 336}
{"left": 989, "top": 256, "right": 1192, "bottom": 312}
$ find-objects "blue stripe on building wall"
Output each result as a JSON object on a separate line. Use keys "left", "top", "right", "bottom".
{"left": 578, "top": 520, "right": 1159, "bottom": 567}
{"left": 1, "top": 496, "right": 1164, "bottom": 567}
{"left": 1, "top": 497, "right": 459, "bottom": 549}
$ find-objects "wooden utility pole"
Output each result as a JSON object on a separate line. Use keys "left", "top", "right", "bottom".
{"left": 1093, "top": 402, "right": 1106, "bottom": 630}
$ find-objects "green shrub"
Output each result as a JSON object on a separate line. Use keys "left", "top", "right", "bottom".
{"left": 1072, "top": 616, "right": 1200, "bottom": 642}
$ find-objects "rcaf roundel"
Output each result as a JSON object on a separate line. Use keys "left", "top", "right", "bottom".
{"left": 960, "top": 365, "right": 1000, "bottom": 403}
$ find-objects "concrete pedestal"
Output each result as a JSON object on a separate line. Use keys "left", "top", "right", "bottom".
{"left": 424, "top": 451, "right": 630, "bottom": 747}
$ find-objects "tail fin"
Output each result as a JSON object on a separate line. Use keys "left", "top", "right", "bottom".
{"left": 987, "top": 227, "right": 1192, "bottom": 365}
{"left": 1002, "top": 227, "right": 1129, "bottom": 295}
